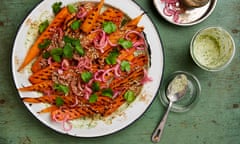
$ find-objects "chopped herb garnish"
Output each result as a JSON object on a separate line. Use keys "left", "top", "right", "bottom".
{"left": 103, "top": 21, "right": 117, "bottom": 34}
{"left": 105, "top": 49, "right": 119, "bottom": 65}
{"left": 124, "top": 90, "right": 135, "bottom": 103}
{"left": 118, "top": 38, "right": 133, "bottom": 49}
{"left": 71, "top": 20, "right": 81, "bottom": 30}
{"left": 53, "top": 83, "right": 69, "bottom": 95}
{"left": 92, "top": 81, "right": 100, "bottom": 92}
{"left": 67, "top": 4, "right": 77, "bottom": 13}
{"left": 102, "top": 88, "right": 113, "bottom": 97}
{"left": 81, "top": 72, "right": 92, "bottom": 83}
{"left": 55, "top": 96, "right": 64, "bottom": 107}
{"left": 63, "top": 43, "right": 73, "bottom": 58}
{"left": 50, "top": 48, "right": 63, "bottom": 62}
{"left": 39, "top": 20, "right": 49, "bottom": 34}
{"left": 52, "top": 2, "right": 62, "bottom": 15}
{"left": 38, "top": 39, "right": 51, "bottom": 49}
{"left": 63, "top": 35, "right": 75, "bottom": 43}
{"left": 120, "top": 60, "right": 131, "bottom": 72}
{"left": 42, "top": 51, "right": 51, "bottom": 59}
{"left": 75, "top": 45, "right": 85, "bottom": 56}
{"left": 89, "top": 93, "right": 98, "bottom": 103}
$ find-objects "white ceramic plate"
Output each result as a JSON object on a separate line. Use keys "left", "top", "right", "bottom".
{"left": 153, "top": 0, "right": 217, "bottom": 26}
{"left": 12, "top": 0, "right": 164, "bottom": 137}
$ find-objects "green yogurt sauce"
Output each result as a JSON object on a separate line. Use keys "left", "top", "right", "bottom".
{"left": 191, "top": 27, "right": 234, "bottom": 70}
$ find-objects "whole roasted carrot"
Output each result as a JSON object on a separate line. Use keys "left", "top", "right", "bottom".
{"left": 18, "top": 7, "right": 71, "bottom": 71}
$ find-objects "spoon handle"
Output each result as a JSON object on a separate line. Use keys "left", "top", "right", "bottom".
{"left": 151, "top": 101, "right": 173, "bottom": 143}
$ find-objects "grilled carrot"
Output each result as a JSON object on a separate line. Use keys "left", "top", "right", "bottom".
{"left": 29, "top": 62, "right": 60, "bottom": 84}
{"left": 80, "top": 0, "right": 104, "bottom": 33}
{"left": 19, "top": 80, "right": 53, "bottom": 92}
{"left": 18, "top": 7, "right": 71, "bottom": 71}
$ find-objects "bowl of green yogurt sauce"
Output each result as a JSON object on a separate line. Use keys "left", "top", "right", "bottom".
{"left": 190, "top": 27, "right": 235, "bottom": 71}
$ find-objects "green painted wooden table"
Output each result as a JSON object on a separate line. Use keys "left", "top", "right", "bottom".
{"left": 0, "top": 0, "right": 240, "bottom": 144}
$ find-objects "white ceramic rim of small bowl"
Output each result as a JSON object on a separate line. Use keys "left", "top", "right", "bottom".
{"left": 190, "top": 26, "right": 236, "bottom": 72}
{"left": 153, "top": 0, "right": 218, "bottom": 26}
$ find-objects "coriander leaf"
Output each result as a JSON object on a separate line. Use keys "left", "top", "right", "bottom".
{"left": 118, "top": 38, "right": 133, "bottom": 49}
{"left": 81, "top": 72, "right": 92, "bottom": 83}
{"left": 42, "top": 51, "right": 51, "bottom": 59}
{"left": 55, "top": 96, "right": 64, "bottom": 107}
{"left": 120, "top": 60, "right": 131, "bottom": 72}
{"left": 75, "top": 45, "right": 85, "bottom": 56}
{"left": 71, "top": 20, "right": 81, "bottom": 30}
{"left": 124, "top": 90, "right": 135, "bottom": 103}
{"left": 63, "top": 43, "right": 73, "bottom": 58}
{"left": 38, "top": 39, "right": 51, "bottom": 49}
{"left": 92, "top": 81, "right": 100, "bottom": 92}
{"left": 89, "top": 93, "right": 98, "bottom": 103}
{"left": 63, "top": 35, "right": 75, "bottom": 44}
{"left": 39, "top": 20, "right": 49, "bottom": 34}
{"left": 53, "top": 83, "right": 69, "bottom": 95}
{"left": 105, "top": 49, "right": 119, "bottom": 65}
{"left": 50, "top": 48, "right": 63, "bottom": 55}
{"left": 67, "top": 4, "right": 77, "bottom": 13}
{"left": 102, "top": 88, "right": 113, "bottom": 97}
{"left": 52, "top": 2, "right": 62, "bottom": 15}
{"left": 52, "top": 54, "right": 61, "bottom": 62}
{"left": 103, "top": 21, "right": 117, "bottom": 34}
{"left": 50, "top": 48, "right": 63, "bottom": 62}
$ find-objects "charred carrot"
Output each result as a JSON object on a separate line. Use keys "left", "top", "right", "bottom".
{"left": 29, "top": 62, "right": 60, "bottom": 84}
{"left": 80, "top": 0, "right": 104, "bottom": 33}
{"left": 18, "top": 7, "right": 71, "bottom": 71}
{"left": 19, "top": 80, "right": 53, "bottom": 92}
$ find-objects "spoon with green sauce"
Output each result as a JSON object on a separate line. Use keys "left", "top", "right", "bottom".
{"left": 151, "top": 74, "right": 188, "bottom": 143}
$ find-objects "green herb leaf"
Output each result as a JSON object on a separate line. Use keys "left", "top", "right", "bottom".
{"left": 55, "top": 96, "right": 64, "bottom": 107}
{"left": 63, "top": 35, "right": 75, "bottom": 43}
{"left": 118, "top": 38, "right": 133, "bottom": 49}
{"left": 42, "top": 51, "right": 51, "bottom": 59}
{"left": 63, "top": 43, "right": 73, "bottom": 58}
{"left": 67, "top": 4, "right": 77, "bottom": 13}
{"left": 39, "top": 20, "right": 49, "bottom": 34}
{"left": 81, "top": 72, "right": 92, "bottom": 83}
{"left": 71, "top": 20, "right": 81, "bottom": 30}
{"left": 52, "top": 2, "right": 62, "bottom": 15}
{"left": 75, "top": 45, "right": 85, "bottom": 56}
{"left": 120, "top": 60, "right": 131, "bottom": 72}
{"left": 103, "top": 21, "right": 117, "bottom": 34}
{"left": 50, "top": 48, "right": 63, "bottom": 62}
{"left": 92, "top": 81, "right": 100, "bottom": 92}
{"left": 38, "top": 39, "right": 51, "bottom": 49}
{"left": 124, "top": 90, "right": 135, "bottom": 103}
{"left": 53, "top": 83, "right": 69, "bottom": 95}
{"left": 89, "top": 93, "right": 98, "bottom": 103}
{"left": 105, "top": 49, "right": 119, "bottom": 65}
{"left": 102, "top": 88, "right": 113, "bottom": 97}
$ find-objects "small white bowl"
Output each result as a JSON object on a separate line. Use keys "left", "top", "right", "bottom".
{"left": 153, "top": 0, "right": 217, "bottom": 26}
{"left": 190, "top": 27, "right": 235, "bottom": 71}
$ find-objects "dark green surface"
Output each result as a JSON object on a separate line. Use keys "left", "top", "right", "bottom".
{"left": 0, "top": 0, "right": 240, "bottom": 144}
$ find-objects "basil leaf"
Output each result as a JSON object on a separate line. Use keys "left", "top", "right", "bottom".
{"left": 55, "top": 96, "right": 64, "bottom": 107}
{"left": 39, "top": 20, "right": 49, "bottom": 34}
{"left": 124, "top": 90, "right": 135, "bottom": 103}
{"left": 118, "top": 38, "right": 133, "bottom": 49}
{"left": 81, "top": 72, "right": 92, "bottom": 83}
{"left": 89, "top": 93, "right": 98, "bottom": 103}
{"left": 52, "top": 2, "right": 62, "bottom": 15}
{"left": 103, "top": 21, "right": 117, "bottom": 34}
